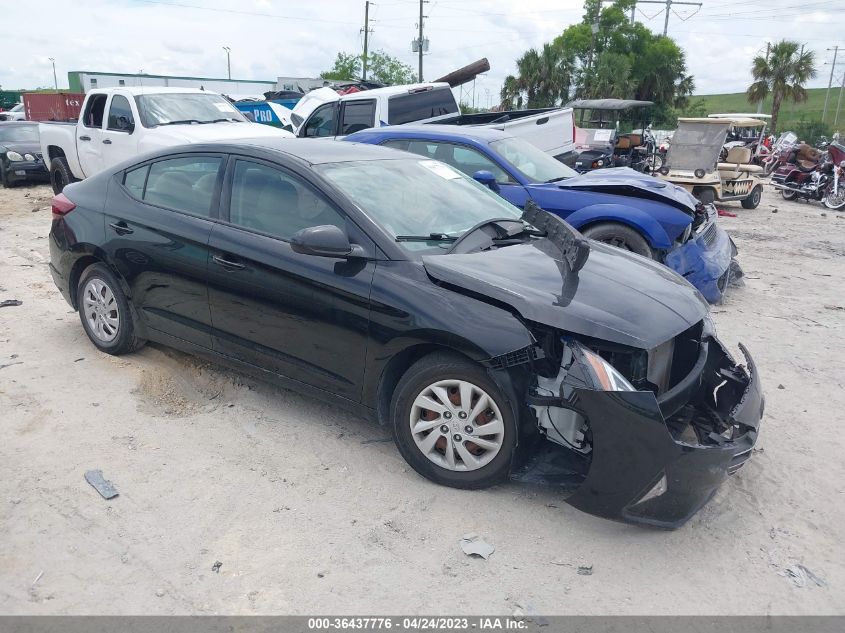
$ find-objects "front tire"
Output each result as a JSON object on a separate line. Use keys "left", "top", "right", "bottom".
{"left": 741, "top": 185, "right": 763, "bottom": 209}
{"left": 50, "top": 156, "right": 75, "bottom": 194}
{"left": 77, "top": 263, "right": 144, "bottom": 355}
{"left": 580, "top": 222, "right": 655, "bottom": 259}
{"left": 390, "top": 353, "right": 516, "bottom": 490}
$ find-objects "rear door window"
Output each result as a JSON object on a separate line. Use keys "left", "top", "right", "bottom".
{"left": 82, "top": 94, "right": 108, "bottom": 128}
{"left": 123, "top": 165, "right": 148, "bottom": 197}
{"left": 384, "top": 139, "right": 512, "bottom": 183}
{"left": 387, "top": 87, "right": 458, "bottom": 125}
{"left": 142, "top": 156, "right": 223, "bottom": 216}
{"left": 340, "top": 100, "right": 376, "bottom": 135}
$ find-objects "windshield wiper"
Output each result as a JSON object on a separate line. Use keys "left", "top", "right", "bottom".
{"left": 158, "top": 119, "right": 205, "bottom": 126}
{"left": 545, "top": 176, "right": 570, "bottom": 183}
{"left": 205, "top": 118, "right": 242, "bottom": 123}
{"left": 395, "top": 233, "right": 458, "bottom": 243}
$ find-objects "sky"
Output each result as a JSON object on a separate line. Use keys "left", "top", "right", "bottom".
{"left": 1, "top": 0, "right": 843, "bottom": 103}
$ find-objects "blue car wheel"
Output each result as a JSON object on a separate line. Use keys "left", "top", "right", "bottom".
{"left": 580, "top": 222, "right": 655, "bottom": 259}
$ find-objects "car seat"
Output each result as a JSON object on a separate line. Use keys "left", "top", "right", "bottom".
{"left": 717, "top": 146, "right": 763, "bottom": 178}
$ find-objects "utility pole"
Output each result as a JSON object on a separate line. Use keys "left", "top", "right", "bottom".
{"left": 835, "top": 70, "right": 845, "bottom": 127}
{"left": 823, "top": 46, "right": 840, "bottom": 123}
{"left": 418, "top": 0, "right": 426, "bottom": 82}
{"left": 636, "top": 0, "right": 702, "bottom": 36}
{"left": 361, "top": 1, "right": 372, "bottom": 81}
{"left": 222, "top": 46, "right": 231, "bottom": 80}
{"left": 48, "top": 57, "right": 57, "bottom": 90}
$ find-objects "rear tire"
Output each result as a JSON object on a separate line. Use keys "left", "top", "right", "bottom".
{"left": 741, "top": 185, "right": 763, "bottom": 209}
{"left": 580, "top": 222, "right": 655, "bottom": 259}
{"left": 76, "top": 263, "right": 145, "bottom": 355}
{"left": 390, "top": 353, "right": 516, "bottom": 490}
{"left": 781, "top": 189, "right": 797, "bottom": 201}
{"left": 50, "top": 156, "right": 75, "bottom": 194}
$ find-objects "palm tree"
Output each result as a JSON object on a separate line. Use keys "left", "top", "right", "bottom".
{"left": 499, "top": 44, "right": 573, "bottom": 110}
{"left": 747, "top": 40, "right": 816, "bottom": 133}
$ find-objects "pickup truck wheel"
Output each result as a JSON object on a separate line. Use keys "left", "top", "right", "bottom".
{"left": 390, "top": 353, "right": 516, "bottom": 490}
{"left": 741, "top": 185, "right": 763, "bottom": 209}
{"left": 580, "top": 222, "right": 655, "bottom": 259}
{"left": 50, "top": 157, "right": 75, "bottom": 194}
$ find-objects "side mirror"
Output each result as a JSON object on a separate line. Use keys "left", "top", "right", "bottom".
{"left": 290, "top": 225, "right": 363, "bottom": 258}
{"left": 473, "top": 170, "right": 500, "bottom": 194}
{"left": 118, "top": 115, "right": 134, "bottom": 132}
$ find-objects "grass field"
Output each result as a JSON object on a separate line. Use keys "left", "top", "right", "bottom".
{"left": 690, "top": 87, "right": 845, "bottom": 132}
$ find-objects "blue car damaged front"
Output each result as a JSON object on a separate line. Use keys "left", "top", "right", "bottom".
{"left": 344, "top": 125, "right": 741, "bottom": 303}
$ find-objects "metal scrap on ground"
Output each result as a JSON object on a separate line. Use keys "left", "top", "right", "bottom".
{"left": 84, "top": 470, "right": 119, "bottom": 500}
{"left": 460, "top": 533, "right": 495, "bottom": 560}
{"left": 0, "top": 299, "right": 22, "bottom": 307}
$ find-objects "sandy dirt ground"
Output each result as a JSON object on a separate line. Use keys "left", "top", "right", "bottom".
{"left": 1, "top": 182, "right": 843, "bottom": 616}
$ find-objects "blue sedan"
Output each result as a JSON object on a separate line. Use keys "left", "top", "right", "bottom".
{"left": 344, "top": 125, "right": 739, "bottom": 303}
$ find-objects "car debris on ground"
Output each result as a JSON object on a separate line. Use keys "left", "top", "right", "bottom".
{"left": 83, "top": 470, "right": 119, "bottom": 500}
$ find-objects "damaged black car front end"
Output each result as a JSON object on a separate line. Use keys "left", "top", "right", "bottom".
{"left": 424, "top": 205, "right": 764, "bottom": 528}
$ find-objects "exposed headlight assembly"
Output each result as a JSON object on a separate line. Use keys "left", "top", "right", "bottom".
{"left": 578, "top": 345, "right": 636, "bottom": 391}
{"left": 7, "top": 151, "right": 24, "bottom": 161}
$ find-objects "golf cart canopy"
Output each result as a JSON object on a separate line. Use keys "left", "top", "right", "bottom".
{"left": 709, "top": 113, "right": 772, "bottom": 120}
{"left": 665, "top": 118, "right": 731, "bottom": 172}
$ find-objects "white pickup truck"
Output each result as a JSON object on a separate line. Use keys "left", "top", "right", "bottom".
{"left": 285, "top": 82, "right": 576, "bottom": 163}
{"left": 40, "top": 87, "right": 292, "bottom": 193}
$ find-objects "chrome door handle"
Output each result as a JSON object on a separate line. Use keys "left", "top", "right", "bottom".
{"left": 212, "top": 255, "right": 246, "bottom": 270}
{"left": 109, "top": 221, "right": 133, "bottom": 235}
{"left": 79, "top": 135, "right": 91, "bottom": 141}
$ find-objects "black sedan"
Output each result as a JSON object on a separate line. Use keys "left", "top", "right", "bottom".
{"left": 47, "top": 138, "right": 764, "bottom": 527}
{"left": 0, "top": 121, "right": 48, "bottom": 187}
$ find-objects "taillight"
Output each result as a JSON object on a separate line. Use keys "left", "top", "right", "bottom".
{"left": 51, "top": 193, "right": 76, "bottom": 219}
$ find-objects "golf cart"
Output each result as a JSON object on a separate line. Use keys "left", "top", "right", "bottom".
{"left": 567, "top": 99, "right": 659, "bottom": 173}
{"left": 708, "top": 113, "right": 771, "bottom": 164}
{"left": 658, "top": 117, "right": 765, "bottom": 209}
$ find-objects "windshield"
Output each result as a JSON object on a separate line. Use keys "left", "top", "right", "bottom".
{"left": 135, "top": 93, "right": 246, "bottom": 127}
{"left": 317, "top": 158, "right": 522, "bottom": 252}
{"left": 490, "top": 137, "right": 578, "bottom": 183}
{"left": 665, "top": 122, "right": 729, "bottom": 171}
{"left": 0, "top": 125, "right": 38, "bottom": 143}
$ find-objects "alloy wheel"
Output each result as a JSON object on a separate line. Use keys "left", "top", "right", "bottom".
{"left": 82, "top": 278, "right": 120, "bottom": 343}
{"left": 409, "top": 379, "right": 504, "bottom": 471}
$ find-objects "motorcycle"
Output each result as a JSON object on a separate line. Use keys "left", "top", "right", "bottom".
{"left": 771, "top": 141, "right": 845, "bottom": 209}
{"left": 763, "top": 132, "right": 798, "bottom": 176}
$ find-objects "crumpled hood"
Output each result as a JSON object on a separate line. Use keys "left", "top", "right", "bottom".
{"left": 139, "top": 121, "right": 293, "bottom": 149}
{"left": 423, "top": 239, "right": 708, "bottom": 349}
{"left": 556, "top": 167, "right": 699, "bottom": 212}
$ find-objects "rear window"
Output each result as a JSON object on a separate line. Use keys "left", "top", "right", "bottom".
{"left": 124, "top": 156, "right": 222, "bottom": 217}
{"left": 387, "top": 87, "right": 458, "bottom": 125}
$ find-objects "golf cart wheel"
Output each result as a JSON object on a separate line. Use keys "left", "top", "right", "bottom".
{"left": 781, "top": 189, "right": 797, "bottom": 201}
{"left": 580, "top": 222, "right": 655, "bottom": 259}
{"left": 390, "top": 352, "right": 516, "bottom": 490}
{"left": 741, "top": 185, "right": 763, "bottom": 209}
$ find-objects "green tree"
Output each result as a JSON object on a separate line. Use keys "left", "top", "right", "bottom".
{"left": 746, "top": 40, "right": 816, "bottom": 134}
{"left": 501, "top": 0, "right": 693, "bottom": 117}
{"left": 320, "top": 52, "right": 360, "bottom": 81}
{"left": 320, "top": 50, "right": 416, "bottom": 86}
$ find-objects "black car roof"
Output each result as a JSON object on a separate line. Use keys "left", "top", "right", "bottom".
{"left": 205, "top": 137, "right": 411, "bottom": 165}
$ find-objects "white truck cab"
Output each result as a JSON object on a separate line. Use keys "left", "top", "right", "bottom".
{"left": 289, "top": 83, "right": 460, "bottom": 138}
{"left": 41, "top": 87, "right": 292, "bottom": 192}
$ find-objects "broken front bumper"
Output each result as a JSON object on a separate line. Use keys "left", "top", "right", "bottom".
{"left": 664, "top": 220, "right": 738, "bottom": 304}
{"left": 519, "top": 337, "right": 764, "bottom": 529}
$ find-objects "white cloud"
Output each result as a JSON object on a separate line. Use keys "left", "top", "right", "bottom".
{"left": 0, "top": 0, "right": 841, "bottom": 96}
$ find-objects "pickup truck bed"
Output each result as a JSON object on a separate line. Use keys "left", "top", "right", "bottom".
{"left": 426, "top": 107, "right": 576, "bottom": 163}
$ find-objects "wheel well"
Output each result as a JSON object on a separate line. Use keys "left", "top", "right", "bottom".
{"left": 577, "top": 219, "right": 650, "bottom": 242}
{"left": 375, "top": 344, "right": 473, "bottom": 426}
{"left": 47, "top": 145, "right": 66, "bottom": 164}
{"left": 67, "top": 255, "right": 101, "bottom": 309}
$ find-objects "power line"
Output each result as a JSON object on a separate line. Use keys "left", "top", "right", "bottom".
{"left": 634, "top": 1, "right": 703, "bottom": 36}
